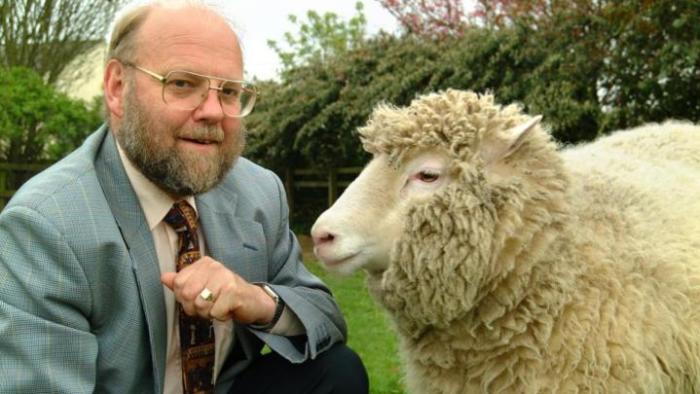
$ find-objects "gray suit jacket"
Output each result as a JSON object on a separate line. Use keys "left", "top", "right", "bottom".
{"left": 0, "top": 125, "right": 346, "bottom": 393}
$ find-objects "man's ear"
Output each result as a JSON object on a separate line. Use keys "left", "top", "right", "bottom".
{"left": 104, "top": 59, "right": 127, "bottom": 119}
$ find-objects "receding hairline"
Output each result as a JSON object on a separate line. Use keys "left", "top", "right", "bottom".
{"left": 107, "top": 0, "right": 243, "bottom": 64}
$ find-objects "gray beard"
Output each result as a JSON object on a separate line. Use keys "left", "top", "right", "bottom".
{"left": 116, "top": 92, "right": 242, "bottom": 197}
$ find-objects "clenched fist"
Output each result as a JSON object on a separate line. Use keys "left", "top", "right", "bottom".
{"left": 160, "top": 256, "right": 276, "bottom": 325}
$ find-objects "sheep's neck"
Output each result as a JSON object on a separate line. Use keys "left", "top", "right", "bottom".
{"left": 375, "top": 223, "right": 579, "bottom": 341}
{"left": 465, "top": 147, "right": 575, "bottom": 340}
{"left": 375, "top": 229, "right": 584, "bottom": 392}
{"left": 380, "top": 196, "right": 576, "bottom": 347}
{"left": 472, "top": 234, "right": 581, "bottom": 342}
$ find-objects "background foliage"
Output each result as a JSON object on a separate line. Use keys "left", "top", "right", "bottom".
{"left": 247, "top": 0, "right": 700, "bottom": 173}
{"left": 268, "top": 2, "right": 368, "bottom": 74}
{"left": 2, "top": 0, "right": 698, "bottom": 220}
{"left": 0, "top": 0, "right": 122, "bottom": 191}
{"left": 0, "top": 0, "right": 124, "bottom": 85}
{"left": 242, "top": 0, "right": 700, "bottom": 233}
{"left": 0, "top": 67, "right": 102, "bottom": 163}
{"left": 0, "top": 67, "right": 102, "bottom": 190}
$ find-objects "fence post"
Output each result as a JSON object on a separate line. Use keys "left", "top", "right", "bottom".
{"left": 0, "top": 162, "right": 51, "bottom": 210}
{"left": 327, "top": 167, "right": 338, "bottom": 207}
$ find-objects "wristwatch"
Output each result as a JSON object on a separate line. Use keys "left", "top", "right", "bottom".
{"left": 251, "top": 283, "right": 285, "bottom": 331}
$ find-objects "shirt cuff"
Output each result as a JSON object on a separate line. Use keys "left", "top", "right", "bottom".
{"left": 268, "top": 306, "right": 306, "bottom": 336}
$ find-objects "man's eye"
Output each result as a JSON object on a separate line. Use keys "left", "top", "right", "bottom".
{"left": 220, "top": 87, "right": 240, "bottom": 98}
{"left": 168, "top": 79, "right": 194, "bottom": 89}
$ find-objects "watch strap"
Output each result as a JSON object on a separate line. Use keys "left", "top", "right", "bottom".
{"left": 250, "top": 283, "right": 285, "bottom": 331}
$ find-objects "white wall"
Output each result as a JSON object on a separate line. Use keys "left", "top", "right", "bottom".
{"left": 56, "top": 42, "right": 106, "bottom": 103}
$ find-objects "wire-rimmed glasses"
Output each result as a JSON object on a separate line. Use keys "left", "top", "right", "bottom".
{"left": 123, "top": 62, "right": 257, "bottom": 118}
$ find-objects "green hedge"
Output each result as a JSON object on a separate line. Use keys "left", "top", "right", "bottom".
{"left": 0, "top": 67, "right": 102, "bottom": 164}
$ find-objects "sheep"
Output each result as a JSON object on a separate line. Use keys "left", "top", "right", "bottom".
{"left": 310, "top": 89, "right": 700, "bottom": 393}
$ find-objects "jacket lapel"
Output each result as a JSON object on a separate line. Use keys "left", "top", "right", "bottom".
{"left": 197, "top": 174, "right": 268, "bottom": 367}
{"left": 197, "top": 182, "right": 265, "bottom": 283}
{"left": 94, "top": 126, "right": 265, "bottom": 386}
{"left": 94, "top": 127, "right": 167, "bottom": 392}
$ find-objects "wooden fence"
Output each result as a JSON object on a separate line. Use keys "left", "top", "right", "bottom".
{"left": 0, "top": 162, "right": 361, "bottom": 212}
{"left": 282, "top": 167, "right": 362, "bottom": 213}
{"left": 0, "top": 162, "right": 50, "bottom": 210}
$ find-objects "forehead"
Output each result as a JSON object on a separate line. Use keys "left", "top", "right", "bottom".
{"left": 387, "top": 147, "right": 452, "bottom": 172}
{"left": 135, "top": 6, "right": 243, "bottom": 79}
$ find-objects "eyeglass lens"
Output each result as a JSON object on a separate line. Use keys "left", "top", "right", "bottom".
{"left": 162, "top": 71, "right": 255, "bottom": 117}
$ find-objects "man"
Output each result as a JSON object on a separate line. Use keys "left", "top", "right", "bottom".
{"left": 0, "top": 1, "right": 368, "bottom": 393}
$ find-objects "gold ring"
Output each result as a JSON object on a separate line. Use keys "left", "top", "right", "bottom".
{"left": 199, "top": 287, "right": 214, "bottom": 302}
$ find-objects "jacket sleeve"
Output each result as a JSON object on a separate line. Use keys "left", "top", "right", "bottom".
{"left": 247, "top": 169, "right": 347, "bottom": 363}
{"left": 0, "top": 205, "right": 97, "bottom": 393}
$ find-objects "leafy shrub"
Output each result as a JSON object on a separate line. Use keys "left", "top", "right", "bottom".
{"left": 0, "top": 67, "right": 102, "bottom": 164}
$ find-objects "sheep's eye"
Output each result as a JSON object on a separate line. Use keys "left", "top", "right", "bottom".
{"left": 416, "top": 170, "right": 440, "bottom": 183}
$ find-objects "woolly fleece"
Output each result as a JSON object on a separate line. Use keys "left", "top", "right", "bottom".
{"left": 359, "top": 90, "right": 700, "bottom": 393}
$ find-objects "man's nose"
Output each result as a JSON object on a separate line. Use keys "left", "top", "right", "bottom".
{"left": 192, "top": 89, "right": 225, "bottom": 122}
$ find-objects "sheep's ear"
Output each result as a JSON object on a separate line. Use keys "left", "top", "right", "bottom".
{"left": 481, "top": 115, "right": 542, "bottom": 165}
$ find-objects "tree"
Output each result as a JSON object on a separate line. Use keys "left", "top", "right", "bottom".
{"left": 0, "top": 67, "right": 102, "bottom": 165}
{"left": 377, "top": 0, "right": 467, "bottom": 38}
{"left": 267, "top": 2, "right": 367, "bottom": 74}
{"left": 247, "top": 33, "right": 451, "bottom": 171}
{"left": 472, "top": 0, "right": 700, "bottom": 134}
{"left": 257, "top": 0, "right": 699, "bottom": 173}
{"left": 0, "top": 0, "right": 123, "bottom": 85}
{"left": 471, "top": 0, "right": 553, "bottom": 29}
{"left": 596, "top": 0, "right": 700, "bottom": 130}
{"left": 248, "top": 1, "right": 372, "bottom": 169}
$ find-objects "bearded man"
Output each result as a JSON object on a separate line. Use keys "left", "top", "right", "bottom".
{"left": 0, "top": 1, "right": 367, "bottom": 393}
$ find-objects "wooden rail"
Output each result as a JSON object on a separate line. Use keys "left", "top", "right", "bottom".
{"left": 0, "top": 162, "right": 361, "bottom": 212}
{"left": 283, "top": 166, "right": 362, "bottom": 212}
{"left": 0, "top": 162, "right": 50, "bottom": 210}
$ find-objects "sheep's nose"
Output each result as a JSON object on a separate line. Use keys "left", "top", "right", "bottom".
{"left": 311, "top": 228, "right": 336, "bottom": 247}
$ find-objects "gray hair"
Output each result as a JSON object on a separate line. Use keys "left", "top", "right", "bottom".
{"left": 103, "top": 1, "right": 243, "bottom": 123}
{"left": 106, "top": 0, "right": 239, "bottom": 64}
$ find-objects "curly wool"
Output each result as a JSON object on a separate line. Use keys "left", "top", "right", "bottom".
{"left": 360, "top": 90, "right": 530, "bottom": 165}
{"left": 363, "top": 90, "right": 700, "bottom": 393}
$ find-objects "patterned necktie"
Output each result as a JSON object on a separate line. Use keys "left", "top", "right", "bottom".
{"left": 163, "top": 200, "right": 215, "bottom": 394}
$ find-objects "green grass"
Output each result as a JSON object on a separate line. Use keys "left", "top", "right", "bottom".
{"left": 306, "top": 261, "right": 406, "bottom": 394}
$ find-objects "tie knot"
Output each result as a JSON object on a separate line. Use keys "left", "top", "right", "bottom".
{"left": 163, "top": 200, "right": 198, "bottom": 233}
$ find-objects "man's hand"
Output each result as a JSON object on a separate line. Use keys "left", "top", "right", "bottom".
{"left": 161, "top": 256, "right": 276, "bottom": 325}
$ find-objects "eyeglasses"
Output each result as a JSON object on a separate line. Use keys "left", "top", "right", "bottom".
{"left": 123, "top": 62, "right": 257, "bottom": 118}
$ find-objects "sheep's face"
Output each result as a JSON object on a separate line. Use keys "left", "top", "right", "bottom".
{"left": 311, "top": 147, "right": 454, "bottom": 274}
{"left": 311, "top": 90, "right": 544, "bottom": 287}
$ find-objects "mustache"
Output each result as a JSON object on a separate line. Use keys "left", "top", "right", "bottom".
{"left": 178, "top": 126, "right": 224, "bottom": 143}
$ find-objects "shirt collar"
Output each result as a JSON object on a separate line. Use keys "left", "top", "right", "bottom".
{"left": 115, "top": 138, "right": 197, "bottom": 230}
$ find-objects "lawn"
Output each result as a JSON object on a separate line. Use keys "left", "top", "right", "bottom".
{"left": 305, "top": 260, "right": 406, "bottom": 394}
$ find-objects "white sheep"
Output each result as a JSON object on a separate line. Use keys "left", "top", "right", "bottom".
{"left": 311, "top": 90, "right": 700, "bottom": 393}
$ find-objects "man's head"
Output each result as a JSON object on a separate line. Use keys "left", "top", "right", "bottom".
{"left": 103, "top": 1, "right": 250, "bottom": 198}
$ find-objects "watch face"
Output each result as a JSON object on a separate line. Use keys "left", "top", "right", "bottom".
{"left": 254, "top": 283, "right": 285, "bottom": 329}
{"left": 259, "top": 284, "right": 279, "bottom": 302}
{"left": 269, "top": 288, "right": 279, "bottom": 303}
